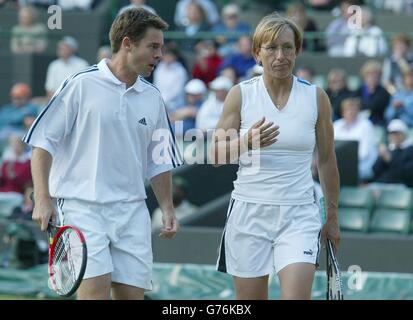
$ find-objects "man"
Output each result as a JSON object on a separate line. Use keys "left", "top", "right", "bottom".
{"left": 372, "top": 119, "right": 413, "bottom": 187}
{"left": 44, "top": 36, "right": 89, "bottom": 98}
{"left": 0, "top": 83, "right": 38, "bottom": 138}
{"left": 23, "top": 8, "right": 181, "bottom": 300}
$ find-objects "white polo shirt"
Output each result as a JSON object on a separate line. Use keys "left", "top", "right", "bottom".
{"left": 24, "top": 59, "right": 181, "bottom": 204}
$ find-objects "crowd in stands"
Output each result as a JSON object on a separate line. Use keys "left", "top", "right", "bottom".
{"left": 1, "top": 0, "right": 413, "bottom": 244}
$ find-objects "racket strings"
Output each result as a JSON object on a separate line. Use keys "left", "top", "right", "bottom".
{"left": 51, "top": 230, "right": 83, "bottom": 295}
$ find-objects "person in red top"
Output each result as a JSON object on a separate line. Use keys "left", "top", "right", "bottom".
{"left": 0, "top": 134, "right": 31, "bottom": 194}
{"left": 192, "top": 40, "right": 222, "bottom": 85}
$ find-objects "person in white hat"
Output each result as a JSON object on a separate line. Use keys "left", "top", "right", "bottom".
{"left": 170, "top": 79, "right": 207, "bottom": 136}
{"left": 195, "top": 76, "right": 233, "bottom": 131}
{"left": 44, "top": 36, "right": 89, "bottom": 98}
{"left": 372, "top": 119, "right": 413, "bottom": 187}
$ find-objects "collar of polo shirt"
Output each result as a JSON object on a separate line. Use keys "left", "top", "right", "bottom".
{"left": 99, "top": 59, "right": 144, "bottom": 92}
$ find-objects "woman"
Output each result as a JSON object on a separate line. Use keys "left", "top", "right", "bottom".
{"left": 208, "top": 12, "right": 340, "bottom": 300}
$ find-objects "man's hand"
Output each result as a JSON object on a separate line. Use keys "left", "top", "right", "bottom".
{"left": 243, "top": 117, "right": 279, "bottom": 150}
{"left": 32, "top": 196, "right": 56, "bottom": 232}
{"left": 159, "top": 210, "right": 179, "bottom": 239}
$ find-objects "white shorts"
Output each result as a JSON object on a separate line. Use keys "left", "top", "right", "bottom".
{"left": 56, "top": 198, "right": 153, "bottom": 290}
{"left": 217, "top": 198, "right": 322, "bottom": 277}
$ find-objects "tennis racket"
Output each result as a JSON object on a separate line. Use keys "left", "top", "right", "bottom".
{"left": 326, "top": 239, "right": 344, "bottom": 300}
{"left": 47, "top": 222, "right": 87, "bottom": 297}
{"left": 319, "top": 196, "right": 344, "bottom": 300}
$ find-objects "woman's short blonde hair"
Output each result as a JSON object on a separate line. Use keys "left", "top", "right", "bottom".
{"left": 252, "top": 12, "right": 302, "bottom": 60}
{"left": 360, "top": 60, "right": 382, "bottom": 77}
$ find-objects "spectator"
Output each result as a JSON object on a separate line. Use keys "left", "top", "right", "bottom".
{"left": 219, "top": 66, "right": 238, "bottom": 85}
{"left": 9, "top": 186, "right": 34, "bottom": 221}
{"left": 170, "top": 79, "right": 207, "bottom": 137}
{"left": 153, "top": 47, "right": 188, "bottom": 112}
{"left": 196, "top": 76, "right": 233, "bottom": 131}
{"left": 384, "top": 71, "right": 413, "bottom": 127}
{"left": 118, "top": 0, "right": 156, "bottom": 16}
{"left": 218, "top": 35, "right": 256, "bottom": 80}
{"left": 178, "top": 1, "right": 210, "bottom": 50}
{"left": 11, "top": 5, "right": 47, "bottom": 54}
{"left": 151, "top": 176, "right": 198, "bottom": 231}
{"left": 354, "top": 60, "right": 390, "bottom": 125}
{"left": 296, "top": 66, "right": 315, "bottom": 83}
{"left": 287, "top": 2, "right": 324, "bottom": 52}
{"left": 343, "top": 6, "right": 388, "bottom": 57}
{"left": 96, "top": 45, "right": 112, "bottom": 62}
{"left": 325, "top": 0, "right": 357, "bottom": 57}
{"left": 382, "top": 33, "right": 413, "bottom": 94}
{"left": 0, "top": 135, "right": 32, "bottom": 195}
{"left": 325, "top": 68, "right": 354, "bottom": 120}
{"left": 44, "top": 36, "right": 90, "bottom": 98}
{"left": 192, "top": 40, "right": 222, "bottom": 86}
{"left": 334, "top": 97, "right": 378, "bottom": 181}
{"left": 212, "top": 3, "right": 252, "bottom": 57}
{"left": 0, "top": 83, "right": 38, "bottom": 138}
{"left": 307, "top": 0, "right": 337, "bottom": 11}
{"left": 174, "top": 0, "right": 219, "bottom": 28}
{"left": 245, "top": 63, "right": 264, "bottom": 80}
{"left": 372, "top": 119, "right": 413, "bottom": 187}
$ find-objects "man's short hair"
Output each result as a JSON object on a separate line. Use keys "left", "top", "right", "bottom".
{"left": 109, "top": 7, "right": 169, "bottom": 54}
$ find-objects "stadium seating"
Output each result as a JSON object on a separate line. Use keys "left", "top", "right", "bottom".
{"left": 0, "top": 193, "right": 23, "bottom": 218}
{"left": 339, "top": 207, "right": 370, "bottom": 233}
{"left": 376, "top": 188, "right": 413, "bottom": 211}
{"left": 339, "top": 186, "right": 375, "bottom": 213}
{"left": 370, "top": 208, "right": 411, "bottom": 234}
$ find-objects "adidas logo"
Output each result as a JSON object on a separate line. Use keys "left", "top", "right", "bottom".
{"left": 303, "top": 249, "right": 313, "bottom": 256}
{"left": 138, "top": 117, "right": 147, "bottom": 126}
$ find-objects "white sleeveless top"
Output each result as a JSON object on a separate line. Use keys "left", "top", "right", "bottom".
{"left": 232, "top": 75, "right": 318, "bottom": 205}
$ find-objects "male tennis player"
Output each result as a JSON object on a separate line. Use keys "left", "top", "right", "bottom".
{"left": 23, "top": 8, "right": 181, "bottom": 299}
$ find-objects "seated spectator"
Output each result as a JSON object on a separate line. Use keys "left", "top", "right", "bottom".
{"left": 219, "top": 66, "right": 238, "bottom": 85}
{"left": 96, "top": 45, "right": 112, "bottom": 62}
{"left": 153, "top": 47, "right": 188, "bottom": 112}
{"left": 325, "top": 0, "right": 355, "bottom": 57}
{"left": 218, "top": 35, "right": 256, "bottom": 80}
{"left": 373, "top": 0, "right": 413, "bottom": 14}
{"left": 354, "top": 60, "right": 390, "bottom": 125}
{"left": 11, "top": 5, "right": 47, "bottom": 54}
{"left": 174, "top": 0, "right": 219, "bottom": 28}
{"left": 372, "top": 119, "right": 413, "bottom": 187}
{"left": 152, "top": 176, "right": 198, "bottom": 231}
{"left": 382, "top": 33, "right": 413, "bottom": 94}
{"left": 9, "top": 186, "right": 34, "bottom": 221}
{"left": 196, "top": 76, "right": 233, "bottom": 132}
{"left": 384, "top": 71, "right": 413, "bottom": 127}
{"left": 177, "top": 1, "right": 210, "bottom": 50}
{"left": 334, "top": 97, "right": 378, "bottom": 182}
{"left": 343, "top": 6, "right": 388, "bottom": 57}
{"left": 0, "top": 83, "right": 38, "bottom": 139}
{"left": 0, "top": 135, "right": 32, "bottom": 195}
{"left": 296, "top": 66, "right": 315, "bottom": 83}
{"left": 192, "top": 40, "right": 222, "bottom": 86}
{"left": 245, "top": 64, "right": 264, "bottom": 80}
{"left": 45, "top": 36, "right": 90, "bottom": 98}
{"left": 170, "top": 79, "right": 207, "bottom": 137}
{"left": 325, "top": 68, "right": 354, "bottom": 120}
{"left": 212, "top": 3, "right": 252, "bottom": 57}
{"left": 287, "top": 2, "right": 324, "bottom": 52}
{"left": 118, "top": 0, "right": 156, "bottom": 16}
